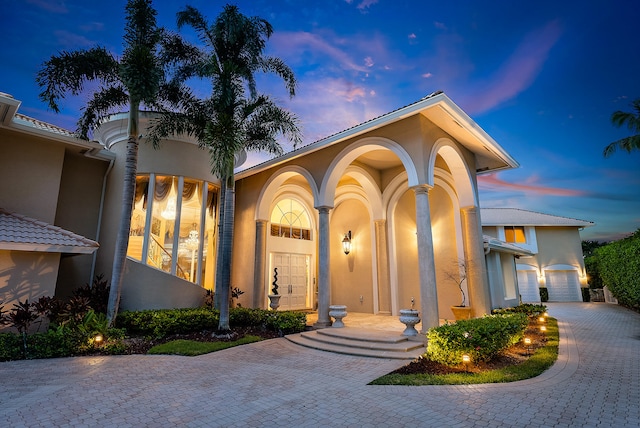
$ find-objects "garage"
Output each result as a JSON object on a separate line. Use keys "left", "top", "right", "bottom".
{"left": 517, "top": 270, "right": 540, "bottom": 303}
{"left": 545, "top": 270, "right": 581, "bottom": 302}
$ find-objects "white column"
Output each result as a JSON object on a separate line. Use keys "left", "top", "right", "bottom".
{"left": 314, "top": 206, "right": 332, "bottom": 327}
{"left": 253, "top": 219, "right": 268, "bottom": 308}
{"left": 413, "top": 185, "right": 439, "bottom": 332}
{"left": 374, "top": 219, "right": 391, "bottom": 315}
{"left": 461, "top": 206, "right": 492, "bottom": 316}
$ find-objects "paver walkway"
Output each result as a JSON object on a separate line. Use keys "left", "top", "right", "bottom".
{"left": 0, "top": 303, "right": 638, "bottom": 427}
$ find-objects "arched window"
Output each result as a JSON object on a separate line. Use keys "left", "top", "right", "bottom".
{"left": 270, "top": 198, "right": 311, "bottom": 240}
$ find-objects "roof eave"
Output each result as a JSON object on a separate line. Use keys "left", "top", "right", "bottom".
{"left": 0, "top": 242, "right": 99, "bottom": 254}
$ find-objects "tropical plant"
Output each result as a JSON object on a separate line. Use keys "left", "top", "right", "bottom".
{"left": 148, "top": 4, "right": 301, "bottom": 330}
{"left": 603, "top": 98, "right": 640, "bottom": 157}
{"left": 36, "top": 0, "right": 173, "bottom": 325}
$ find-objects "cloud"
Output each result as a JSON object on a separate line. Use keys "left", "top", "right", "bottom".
{"left": 478, "top": 172, "right": 586, "bottom": 197}
{"left": 422, "top": 73, "right": 433, "bottom": 78}
{"left": 408, "top": 33, "right": 417, "bottom": 40}
{"left": 54, "top": 30, "right": 95, "bottom": 48}
{"left": 364, "top": 56, "right": 374, "bottom": 67}
{"left": 434, "top": 21, "right": 447, "bottom": 30}
{"left": 271, "top": 31, "right": 369, "bottom": 73}
{"left": 80, "top": 22, "right": 105, "bottom": 32}
{"left": 356, "top": 0, "right": 379, "bottom": 10}
{"left": 26, "top": 0, "right": 67, "bottom": 13}
{"left": 461, "top": 20, "right": 563, "bottom": 114}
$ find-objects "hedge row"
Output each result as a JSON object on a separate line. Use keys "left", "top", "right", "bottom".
{"left": 426, "top": 313, "right": 529, "bottom": 366}
{"left": 116, "top": 307, "right": 307, "bottom": 338}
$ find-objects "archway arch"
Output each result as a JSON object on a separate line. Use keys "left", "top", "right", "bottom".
{"left": 428, "top": 138, "right": 477, "bottom": 207}
{"left": 318, "top": 137, "right": 418, "bottom": 207}
{"left": 256, "top": 165, "right": 319, "bottom": 221}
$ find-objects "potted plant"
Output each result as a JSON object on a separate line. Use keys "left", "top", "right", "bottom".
{"left": 447, "top": 259, "right": 472, "bottom": 320}
{"left": 268, "top": 268, "right": 281, "bottom": 311}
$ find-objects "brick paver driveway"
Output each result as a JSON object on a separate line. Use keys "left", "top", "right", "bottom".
{"left": 1, "top": 302, "right": 638, "bottom": 427}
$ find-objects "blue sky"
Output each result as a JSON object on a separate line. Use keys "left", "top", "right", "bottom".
{"left": 1, "top": 0, "right": 639, "bottom": 241}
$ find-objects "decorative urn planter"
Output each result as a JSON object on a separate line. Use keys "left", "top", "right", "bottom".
{"left": 328, "top": 305, "right": 347, "bottom": 327}
{"left": 399, "top": 309, "right": 420, "bottom": 336}
{"left": 451, "top": 306, "right": 472, "bottom": 321}
{"left": 268, "top": 294, "right": 281, "bottom": 311}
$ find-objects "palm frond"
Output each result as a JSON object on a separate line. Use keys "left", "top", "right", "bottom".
{"left": 77, "top": 85, "right": 129, "bottom": 139}
{"left": 36, "top": 47, "right": 119, "bottom": 112}
{"left": 603, "top": 135, "right": 640, "bottom": 157}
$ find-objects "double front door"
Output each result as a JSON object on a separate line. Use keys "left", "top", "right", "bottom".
{"left": 271, "top": 253, "right": 309, "bottom": 310}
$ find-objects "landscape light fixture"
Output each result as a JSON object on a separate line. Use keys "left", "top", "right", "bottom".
{"left": 342, "top": 231, "right": 352, "bottom": 255}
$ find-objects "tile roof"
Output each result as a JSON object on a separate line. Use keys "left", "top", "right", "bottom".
{"left": 480, "top": 208, "right": 594, "bottom": 228}
{"left": 0, "top": 208, "right": 99, "bottom": 254}
{"left": 13, "top": 113, "right": 76, "bottom": 137}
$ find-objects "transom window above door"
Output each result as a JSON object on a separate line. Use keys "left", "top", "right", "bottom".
{"left": 270, "top": 198, "right": 311, "bottom": 240}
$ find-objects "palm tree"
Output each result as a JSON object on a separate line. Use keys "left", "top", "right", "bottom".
{"left": 150, "top": 4, "right": 301, "bottom": 330}
{"left": 36, "top": 0, "right": 168, "bottom": 324}
{"left": 603, "top": 98, "right": 640, "bottom": 157}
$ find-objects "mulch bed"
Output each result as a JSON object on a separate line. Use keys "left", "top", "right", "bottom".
{"left": 391, "top": 325, "right": 547, "bottom": 375}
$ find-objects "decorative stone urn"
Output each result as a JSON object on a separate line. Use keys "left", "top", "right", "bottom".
{"left": 399, "top": 309, "right": 420, "bottom": 336}
{"left": 451, "top": 306, "right": 472, "bottom": 321}
{"left": 328, "top": 305, "right": 347, "bottom": 328}
{"left": 268, "top": 294, "right": 281, "bottom": 311}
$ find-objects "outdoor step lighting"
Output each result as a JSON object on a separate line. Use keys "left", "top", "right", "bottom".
{"left": 462, "top": 353, "right": 471, "bottom": 372}
{"left": 94, "top": 334, "right": 103, "bottom": 345}
{"left": 342, "top": 230, "right": 352, "bottom": 255}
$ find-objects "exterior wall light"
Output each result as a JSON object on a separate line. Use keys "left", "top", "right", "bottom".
{"left": 342, "top": 231, "right": 352, "bottom": 255}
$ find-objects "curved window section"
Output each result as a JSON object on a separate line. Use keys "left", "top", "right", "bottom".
{"left": 270, "top": 198, "right": 311, "bottom": 240}
{"left": 128, "top": 174, "right": 219, "bottom": 287}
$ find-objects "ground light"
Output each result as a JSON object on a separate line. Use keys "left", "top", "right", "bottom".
{"left": 524, "top": 337, "right": 532, "bottom": 355}
{"left": 94, "top": 334, "right": 104, "bottom": 346}
{"left": 462, "top": 354, "right": 471, "bottom": 372}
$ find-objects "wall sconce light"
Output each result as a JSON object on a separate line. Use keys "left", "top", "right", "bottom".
{"left": 342, "top": 231, "right": 352, "bottom": 255}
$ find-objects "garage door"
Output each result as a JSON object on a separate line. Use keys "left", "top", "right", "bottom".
{"left": 517, "top": 270, "right": 540, "bottom": 303}
{"left": 545, "top": 270, "right": 581, "bottom": 302}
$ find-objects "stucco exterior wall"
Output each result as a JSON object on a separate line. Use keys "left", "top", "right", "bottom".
{"left": 54, "top": 151, "right": 109, "bottom": 297}
{"left": 0, "top": 129, "right": 64, "bottom": 223}
{"left": 119, "top": 258, "right": 205, "bottom": 311}
{"left": 0, "top": 250, "right": 60, "bottom": 319}
{"left": 330, "top": 198, "right": 374, "bottom": 312}
{"left": 535, "top": 227, "right": 586, "bottom": 274}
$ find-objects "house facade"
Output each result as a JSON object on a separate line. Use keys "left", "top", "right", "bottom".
{"left": 481, "top": 208, "right": 594, "bottom": 303}
{"left": 2, "top": 90, "right": 552, "bottom": 331}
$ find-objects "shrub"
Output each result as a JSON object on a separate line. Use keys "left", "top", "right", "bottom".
{"left": 229, "top": 307, "right": 267, "bottom": 327}
{"left": 264, "top": 311, "right": 307, "bottom": 335}
{"left": 426, "top": 313, "right": 529, "bottom": 366}
{"left": 116, "top": 307, "right": 307, "bottom": 338}
{"left": 492, "top": 304, "right": 547, "bottom": 318}
{"left": 596, "top": 230, "right": 640, "bottom": 309}
{"left": 539, "top": 287, "right": 549, "bottom": 302}
{"left": 0, "top": 333, "right": 22, "bottom": 361}
{"left": 116, "top": 308, "right": 220, "bottom": 338}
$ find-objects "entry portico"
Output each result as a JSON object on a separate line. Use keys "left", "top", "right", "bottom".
{"left": 233, "top": 91, "right": 518, "bottom": 331}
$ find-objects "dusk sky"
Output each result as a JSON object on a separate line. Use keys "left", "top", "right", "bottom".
{"left": 1, "top": 0, "right": 639, "bottom": 242}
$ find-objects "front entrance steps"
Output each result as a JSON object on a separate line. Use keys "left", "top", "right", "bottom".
{"left": 286, "top": 327, "right": 426, "bottom": 360}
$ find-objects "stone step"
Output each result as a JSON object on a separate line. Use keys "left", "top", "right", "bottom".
{"left": 286, "top": 328, "right": 426, "bottom": 360}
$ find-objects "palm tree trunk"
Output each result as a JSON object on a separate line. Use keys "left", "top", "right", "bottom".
{"left": 217, "top": 174, "right": 235, "bottom": 330}
{"left": 107, "top": 107, "right": 139, "bottom": 325}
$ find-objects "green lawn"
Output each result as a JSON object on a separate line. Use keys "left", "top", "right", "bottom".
{"left": 147, "top": 335, "right": 262, "bottom": 356}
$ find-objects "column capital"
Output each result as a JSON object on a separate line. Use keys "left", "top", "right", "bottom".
{"left": 410, "top": 184, "right": 433, "bottom": 196}
{"left": 374, "top": 218, "right": 387, "bottom": 227}
{"left": 315, "top": 205, "right": 333, "bottom": 214}
{"left": 460, "top": 205, "right": 479, "bottom": 214}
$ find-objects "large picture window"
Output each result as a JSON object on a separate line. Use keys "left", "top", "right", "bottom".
{"left": 128, "top": 174, "right": 219, "bottom": 287}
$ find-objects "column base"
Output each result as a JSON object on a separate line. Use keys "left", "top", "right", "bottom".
{"left": 313, "top": 321, "right": 332, "bottom": 329}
